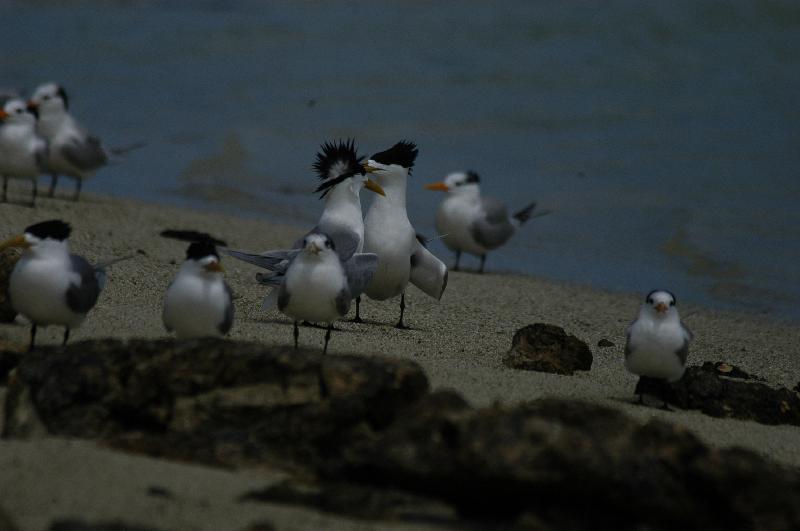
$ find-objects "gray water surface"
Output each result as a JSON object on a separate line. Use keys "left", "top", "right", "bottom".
{"left": 4, "top": 0, "right": 800, "bottom": 319}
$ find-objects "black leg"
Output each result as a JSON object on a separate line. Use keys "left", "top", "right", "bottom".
{"left": 453, "top": 251, "right": 461, "bottom": 271}
{"left": 63, "top": 327, "right": 70, "bottom": 346}
{"left": 323, "top": 323, "right": 332, "bottom": 355}
{"left": 293, "top": 321, "right": 299, "bottom": 349}
{"left": 351, "top": 295, "right": 363, "bottom": 323}
{"left": 28, "top": 323, "right": 37, "bottom": 352}
{"left": 395, "top": 292, "right": 408, "bottom": 329}
{"left": 2, "top": 176, "right": 7, "bottom": 202}
{"left": 479, "top": 255, "right": 486, "bottom": 274}
{"left": 73, "top": 178, "right": 82, "bottom": 201}
{"left": 48, "top": 174, "right": 58, "bottom": 197}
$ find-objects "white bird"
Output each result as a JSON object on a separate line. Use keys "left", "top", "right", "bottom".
{"left": 276, "top": 233, "right": 362, "bottom": 354}
{"left": 227, "top": 139, "right": 383, "bottom": 321}
{"left": 362, "top": 141, "right": 448, "bottom": 328}
{"left": 0, "top": 98, "right": 48, "bottom": 206}
{"left": 0, "top": 220, "right": 116, "bottom": 350}
{"left": 163, "top": 241, "right": 233, "bottom": 339}
{"left": 624, "top": 289, "right": 693, "bottom": 405}
{"left": 28, "top": 83, "right": 109, "bottom": 201}
{"left": 425, "top": 171, "right": 547, "bottom": 273}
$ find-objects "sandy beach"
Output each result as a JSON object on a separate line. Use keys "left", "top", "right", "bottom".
{"left": 1, "top": 193, "right": 799, "bottom": 530}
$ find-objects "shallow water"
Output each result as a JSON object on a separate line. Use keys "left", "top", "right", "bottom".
{"left": 4, "top": 0, "right": 800, "bottom": 319}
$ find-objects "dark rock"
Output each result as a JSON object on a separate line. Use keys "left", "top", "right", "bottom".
{"left": 640, "top": 364, "right": 800, "bottom": 426}
{"left": 0, "top": 350, "right": 20, "bottom": 384}
{"left": 503, "top": 324, "right": 592, "bottom": 375}
{"left": 0, "top": 247, "right": 21, "bottom": 323}
{"left": 4, "top": 339, "right": 800, "bottom": 530}
{"left": 704, "top": 361, "right": 763, "bottom": 381}
{"left": 145, "top": 486, "right": 172, "bottom": 499}
{"left": 0, "top": 506, "right": 19, "bottom": 531}
{"left": 597, "top": 338, "right": 615, "bottom": 348}
{"left": 49, "top": 521, "right": 162, "bottom": 531}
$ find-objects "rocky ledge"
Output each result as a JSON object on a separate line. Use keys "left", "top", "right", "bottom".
{"left": 1, "top": 339, "right": 799, "bottom": 529}
{"left": 503, "top": 323, "right": 592, "bottom": 375}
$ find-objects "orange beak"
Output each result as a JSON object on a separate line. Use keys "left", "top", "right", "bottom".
{"left": 364, "top": 178, "right": 386, "bottom": 196}
{"left": 425, "top": 181, "right": 449, "bottom": 192}
{"left": 362, "top": 161, "right": 379, "bottom": 174}
{"left": 0, "top": 110, "right": 8, "bottom": 120}
{"left": 655, "top": 302, "right": 668, "bottom": 314}
{"left": 0, "top": 234, "right": 30, "bottom": 250}
{"left": 204, "top": 261, "right": 225, "bottom": 273}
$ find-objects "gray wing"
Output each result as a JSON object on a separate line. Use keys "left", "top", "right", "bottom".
{"left": 65, "top": 255, "right": 101, "bottom": 314}
{"left": 675, "top": 338, "right": 690, "bottom": 366}
{"left": 470, "top": 197, "right": 515, "bottom": 250}
{"left": 218, "top": 282, "right": 234, "bottom": 335}
{"left": 344, "top": 253, "right": 378, "bottom": 300}
{"left": 409, "top": 240, "right": 448, "bottom": 300}
{"left": 226, "top": 249, "right": 299, "bottom": 273}
{"left": 681, "top": 321, "right": 694, "bottom": 341}
{"left": 61, "top": 135, "right": 108, "bottom": 172}
{"left": 295, "top": 224, "right": 359, "bottom": 262}
{"left": 335, "top": 286, "right": 351, "bottom": 317}
{"left": 34, "top": 139, "right": 49, "bottom": 173}
{"left": 624, "top": 330, "right": 633, "bottom": 359}
{"left": 277, "top": 282, "right": 291, "bottom": 312}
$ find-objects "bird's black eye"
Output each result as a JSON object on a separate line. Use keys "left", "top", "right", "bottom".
{"left": 325, "top": 240, "right": 331, "bottom": 248}
{"left": 43, "top": 95, "right": 50, "bottom": 100}
{"left": 16, "top": 108, "right": 22, "bottom": 114}
{"left": 670, "top": 300, "right": 675, "bottom": 306}
{"left": 646, "top": 298, "right": 653, "bottom": 304}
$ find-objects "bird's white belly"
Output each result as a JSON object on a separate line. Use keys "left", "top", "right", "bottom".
{"left": 625, "top": 323, "right": 687, "bottom": 382}
{"left": 163, "top": 277, "right": 228, "bottom": 338}
{"left": 436, "top": 199, "right": 486, "bottom": 255}
{"left": 283, "top": 260, "right": 345, "bottom": 323}
{"left": 363, "top": 216, "right": 414, "bottom": 301}
{"left": 10, "top": 259, "right": 84, "bottom": 327}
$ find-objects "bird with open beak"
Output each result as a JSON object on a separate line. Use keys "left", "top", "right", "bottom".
{"left": 624, "top": 289, "right": 693, "bottom": 407}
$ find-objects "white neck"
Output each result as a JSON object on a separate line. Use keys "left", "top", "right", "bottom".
{"left": 375, "top": 172, "right": 408, "bottom": 207}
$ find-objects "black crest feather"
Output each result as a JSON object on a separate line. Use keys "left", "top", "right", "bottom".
{"left": 25, "top": 219, "right": 71, "bottom": 241}
{"left": 312, "top": 139, "right": 366, "bottom": 199}
{"left": 160, "top": 229, "right": 227, "bottom": 247}
{"left": 465, "top": 171, "right": 480, "bottom": 184}
{"left": 370, "top": 140, "right": 418, "bottom": 170}
{"left": 57, "top": 85, "right": 69, "bottom": 111}
{"left": 186, "top": 241, "right": 219, "bottom": 261}
{"left": 645, "top": 289, "right": 676, "bottom": 305}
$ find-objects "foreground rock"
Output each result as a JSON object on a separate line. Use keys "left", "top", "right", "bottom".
{"left": 0, "top": 247, "right": 21, "bottom": 323}
{"left": 503, "top": 323, "right": 592, "bottom": 375}
{"left": 636, "top": 362, "right": 800, "bottom": 426}
{"left": 3, "top": 339, "right": 799, "bottom": 529}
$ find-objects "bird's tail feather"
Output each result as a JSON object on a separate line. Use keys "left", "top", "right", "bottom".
{"left": 512, "top": 203, "right": 551, "bottom": 227}
{"left": 94, "top": 254, "right": 136, "bottom": 290}
{"left": 226, "top": 249, "right": 293, "bottom": 272}
{"left": 108, "top": 141, "right": 146, "bottom": 156}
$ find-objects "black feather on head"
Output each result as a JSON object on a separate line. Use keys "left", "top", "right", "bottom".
{"left": 186, "top": 241, "right": 219, "bottom": 261}
{"left": 56, "top": 85, "right": 69, "bottom": 110}
{"left": 160, "top": 229, "right": 227, "bottom": 247}
{"left": 645, "top": 289, "right": 676, "bottom": 306}
{"left": 465, "top": 171, "right": 480, "bottom": 184}
{"left": 312, "top": 139, "right": 366, "bottom": 199}
{"left": 370, "top": 140, "right": 418, "bottom": 170}
{"left": 24, "top": 219, "right": 71, "bottom": 241}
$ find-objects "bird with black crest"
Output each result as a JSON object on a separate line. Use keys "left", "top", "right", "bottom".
{"left": 425, "top": 170, "right": 549, "bottom": 273}
{"left": 227, "top": 139, "right": 382, "bottom": 319}
{"left": 0, "top": 220, "right": 125, "bottom": 350}
{"left": 361, "top": 140, "right": 448, "bottom": 328}
{"left": 0, "top": 98, "right": 48, "bottom": 206}
{"left": 163, "top": 238, "right": 233, "bottom": 339}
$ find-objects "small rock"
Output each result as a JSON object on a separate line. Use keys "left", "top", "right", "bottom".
{"left": 0, "top": 247, "right": 22, "bottom": 323}
{"left": 597, "top": 339, "right": 615, "bottom": 348}
{"left": 146, "top": 486, "right": 172, "bottom": 498}
{"left": 503, "top": 324, "right": 592, "bottom": 375}
{"left": 705, "top": 361, "right": 762, "bottom": 381}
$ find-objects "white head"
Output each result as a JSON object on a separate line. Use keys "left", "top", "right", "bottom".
{"left": 0, "top": 219, "right": 71, "bottom": 258}
{"left": 641, "top": 289, "right": 679, "bottom": 320}
{"left": 0, "top": 98, "right": 38, "bottom": 128}
{"left": 425, "top": 170, "right": 481, "bottom": 197}
{"left": 362, "top": 140, "right": 419, "bottom": 183}
{"left": 313, "top": 139, "right": 385, "bottom": 201}
{"left": 183, "top": 241, "right": 225, "bottom": 276}
{"left": 301, "top": 233, "right": 336, "bottom": 260}
{"left": 28, "top": 82, "right": 69, "bottom": 117}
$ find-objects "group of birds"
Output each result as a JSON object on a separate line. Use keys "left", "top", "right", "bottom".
{"left": 0, "top": 82, "right": 134, "bottom": 206}
{"left": 0, "top": 83, "right": 695, "bottom": 406}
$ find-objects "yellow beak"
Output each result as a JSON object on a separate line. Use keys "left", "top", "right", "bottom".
{"left": 425, "top": 181, "right": 449, "bottom": 192}
{"left": 364, "top": 178, "right": 386, "bottom": 197}
{"left": 0, "top": 234, "right": 30, "bottom": 251}
{"left": 362, "top": 161, "right": 379, "bottom": 174}
{"left": 204, "top": 261, "right": 225, "bottom": 273}
{"left": 0, "top": 110, "right": 8, "bottom": 120}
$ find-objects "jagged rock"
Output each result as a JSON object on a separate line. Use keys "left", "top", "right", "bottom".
{"left": 0, "top": 247, "right": 21, "bottom": 323}
{"left": 3, "top": 339, "right": 799, "bottom": 529}
{"left": 503, "top": 324, "right": 592, "bottom": 375}
{"left": 597, "top": 338, "right": 615, "bottom": 348}
{"left": 637, "top": 363, "right": 800, "bottom": 426}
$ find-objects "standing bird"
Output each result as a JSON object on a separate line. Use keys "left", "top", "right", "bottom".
{"left": 163, "top": 241, "right": 234, "bottom": 339}
{"left": 362, "top": 141, "right": 448, "bottom": 328}
{"left": 227, "top": 139, "right": 383, "bottom": 321}
{"left": 0, "top": 220, "right": 112, "bottom": 351}
{"left": 624, "top": 290, "right": 693, "bottom": 407}
{"left": 425, "top": 171, "right": 547, "bottom": 273}
{"left": 277, "top": 233, "right": 355, "bottom": 354}
{"left": 28, "top": 83, "right": 108, "bottom": 201}
{"left": 0, "top": 98, "right": 48, "bottom": 206}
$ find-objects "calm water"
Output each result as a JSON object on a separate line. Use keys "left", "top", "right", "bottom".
{"left": 4, "top": 0, "right": 800, "bottom": 319}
